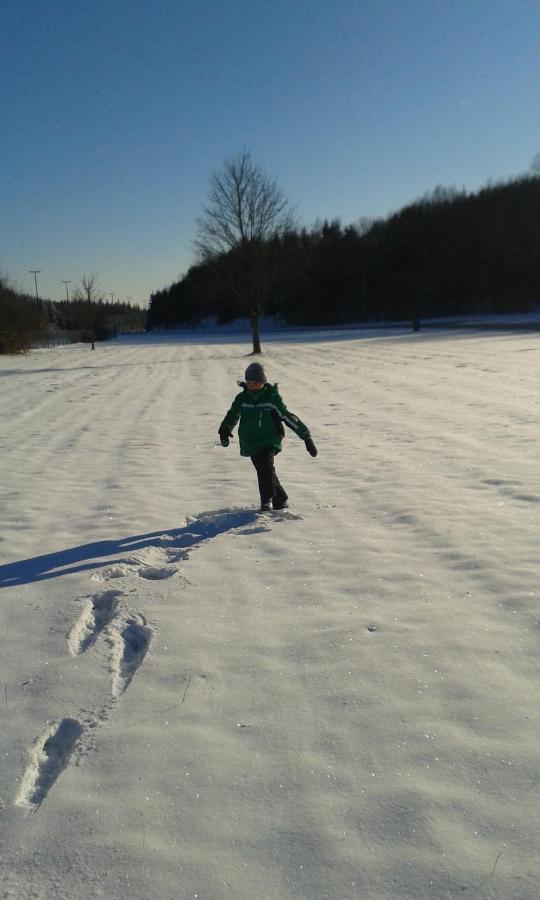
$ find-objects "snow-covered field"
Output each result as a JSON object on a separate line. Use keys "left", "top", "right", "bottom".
{"left": 1, "top": 328, "right": 538, "bottom": 900}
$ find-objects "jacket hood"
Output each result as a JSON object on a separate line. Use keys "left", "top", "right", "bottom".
{"left": 236, "top": 380, "right": 275, "bottom": 390}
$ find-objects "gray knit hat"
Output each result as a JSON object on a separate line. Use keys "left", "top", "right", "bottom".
{"left": 244, "top": 362, "right": 267, "bottom": 382}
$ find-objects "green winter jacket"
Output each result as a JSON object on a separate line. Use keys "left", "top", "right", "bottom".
{"left": 220, "top": 382, "right": 310, "bottom": 457}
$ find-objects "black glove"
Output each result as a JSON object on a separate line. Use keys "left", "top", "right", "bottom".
{"left": 219, "top": 426, "right": 233, "bottom": 447}
{"left": 304, "top": 434, "right": 318, "bottom": 457}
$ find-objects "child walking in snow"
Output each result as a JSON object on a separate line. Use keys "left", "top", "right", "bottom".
{"left": 218, "top": 362, "right": 317, "bottom": 511}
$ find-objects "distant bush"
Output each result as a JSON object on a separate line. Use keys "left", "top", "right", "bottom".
{"left": 0, "top": 276, "right": 48, "bottom": 353}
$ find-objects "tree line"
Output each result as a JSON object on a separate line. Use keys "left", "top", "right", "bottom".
{"left": 148, "top": 166, "right": 540, "bottom": 344}
{"left": 0, "top": 277, "right": 48, "bottom": 353}
{"left": 0, "top": 272, "right": 145, "bottom": 353}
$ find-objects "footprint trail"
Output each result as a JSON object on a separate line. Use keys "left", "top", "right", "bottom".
{"left": 16, "top": 508, "right": 288, "bottom": 809}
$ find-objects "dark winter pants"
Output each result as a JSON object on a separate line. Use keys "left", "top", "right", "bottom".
{"left": 250, "top": 448, "right": 288, "bottom": 506}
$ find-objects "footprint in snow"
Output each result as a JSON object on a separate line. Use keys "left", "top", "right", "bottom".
{"left": 108, "top": 615, "right": 152, "bottom": 698}
{"left": 67, "top": 590, "right": 122, "bottom": 656}
{"left": 138, "top": 565, "right": 178, "bottom": 580}
{"left": 15, "top": 718, "right": 83, "bottom": 810}
{"left": 91, "top": 562, "right": 135, "bottom": 581}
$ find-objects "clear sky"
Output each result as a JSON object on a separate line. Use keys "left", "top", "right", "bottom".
{"left": 2, "top": 0, "right": 539, "bottom": 307}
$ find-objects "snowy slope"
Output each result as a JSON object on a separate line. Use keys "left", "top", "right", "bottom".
{"left": 0, "top": 329, "right": 538, "bottom": 899}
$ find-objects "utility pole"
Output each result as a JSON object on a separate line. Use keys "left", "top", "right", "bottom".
{"left": 29, "top": 270, "right": 41, "bottom": 302}
{"left": 61, "top": 280, "right": 71, "bottom": 302}
{"left": 109, "top": 292, "right": 115, "bottom": 303}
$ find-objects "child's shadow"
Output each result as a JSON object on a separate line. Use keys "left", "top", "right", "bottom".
{"left": 0, "top": 507, "right": 290, "bottom": 589}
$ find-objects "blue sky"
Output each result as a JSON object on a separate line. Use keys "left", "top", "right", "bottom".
{"left": 2, "top": 0, "right": 539, "bottom": 306}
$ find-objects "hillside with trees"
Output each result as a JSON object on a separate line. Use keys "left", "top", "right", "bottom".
{"left": 148, "top": 174, "right": 540, "bottom": 336}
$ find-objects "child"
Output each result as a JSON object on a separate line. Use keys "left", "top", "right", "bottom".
{"left": 218, "top": 362, "right": 317, "bottom": 511}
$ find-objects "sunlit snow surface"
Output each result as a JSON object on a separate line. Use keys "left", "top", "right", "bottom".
{"left": 0, "top": 328, "right": 538, "bottom": 899}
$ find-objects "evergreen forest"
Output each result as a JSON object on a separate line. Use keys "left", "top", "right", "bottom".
{"left": 148, "top": 175, "right": 540, "bottom": 330}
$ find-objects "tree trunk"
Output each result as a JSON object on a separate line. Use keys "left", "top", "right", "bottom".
{"left": 250, "top": 314, "right": 262, "bottom": 354}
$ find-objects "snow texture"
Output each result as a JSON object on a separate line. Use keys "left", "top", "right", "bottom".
{"left": 0, "top": 327, "right": 538, "bottom": 898}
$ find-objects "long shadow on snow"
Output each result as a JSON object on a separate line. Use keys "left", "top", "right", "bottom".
{"left": 0, "top": 508, "right": 261, "bottom": 589}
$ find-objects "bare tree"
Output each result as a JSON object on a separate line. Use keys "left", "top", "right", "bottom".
{"left": 71, "top": 273, "right": 105, "bottom": 347}
{"left": 72, "top": 272, "right": 104, "bottom": 304}
{"left": 195, "top": 151, "right": 295, "bottom": 353}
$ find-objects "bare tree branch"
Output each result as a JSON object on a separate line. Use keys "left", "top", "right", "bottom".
{"left": 72, "top": 272, "right": 104, "bottom": 304}
{"left": 194, "top": 151, "right": 295, "bottom": 259}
